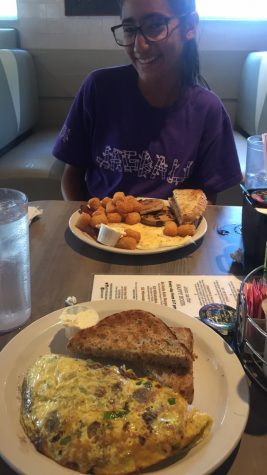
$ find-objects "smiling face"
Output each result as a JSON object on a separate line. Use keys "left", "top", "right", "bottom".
{"left": 121, "top": 0, "right": 186, "bottom": 86}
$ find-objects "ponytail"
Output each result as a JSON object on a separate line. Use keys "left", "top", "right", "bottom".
{"left": 180, "top": 36, "right": 209, "bottom": 88}
{"left": 181, "top": 37, "right": 199, "bottom": 86}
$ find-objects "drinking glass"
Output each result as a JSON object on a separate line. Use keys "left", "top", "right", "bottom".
{"left": 0, "top": 188, "right": 31, "bottom": 332}
{"left": 245, "top": 135, "right": 267, "bottom": 190}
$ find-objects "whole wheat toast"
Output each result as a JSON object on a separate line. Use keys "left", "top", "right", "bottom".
{"left": 141, "top": 327, "right": 194, "bottom": 404}
{"left": 68, "top": 309, "right": 192, "bottom": 370}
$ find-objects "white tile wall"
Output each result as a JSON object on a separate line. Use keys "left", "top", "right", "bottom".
{"left": 1, "top": 0, "right": 267, "bottom": 51}
{"left": 14, "top": 0, "right": 120, "bottom": 49}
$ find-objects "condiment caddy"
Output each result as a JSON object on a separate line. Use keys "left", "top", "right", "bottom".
{"left": 236, "top": 265, "right": 267, "bottom": 392}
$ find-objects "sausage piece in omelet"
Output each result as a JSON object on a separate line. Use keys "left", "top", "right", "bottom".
{"left": 21, "top": 355, "right": 212, "bottom": 475}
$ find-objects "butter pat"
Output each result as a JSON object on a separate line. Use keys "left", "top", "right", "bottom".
{"left": 97, "top": 224, "right": 122, "bottom": 246}
{"left": 59, "top": 305, "right": 100, "bottom": 338}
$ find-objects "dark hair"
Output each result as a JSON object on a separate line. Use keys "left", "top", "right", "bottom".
{"left": 167, "top": 1, "right": 203, "bottom": 87}
{"left": 118, "top": 0, "right": 196, "bottom": 12}
{"left": 168, "top": 0, "right": 196, "bottom": 15}
{"left": 118, "top": 0, "right": 209, "bottom": 88}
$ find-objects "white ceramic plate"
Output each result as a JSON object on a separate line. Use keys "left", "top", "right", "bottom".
{"left": 69, "top": 211, "right": 208, "bottom": 255}
{"left": 0, "top": 300, "right": 249, "bottom": 475}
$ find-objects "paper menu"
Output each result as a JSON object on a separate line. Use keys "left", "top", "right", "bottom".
{"left": 91, "top": 275, "right": 241, "bottom": 317}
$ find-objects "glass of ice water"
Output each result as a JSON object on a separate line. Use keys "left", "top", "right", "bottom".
{"left": 0, "top": 189, "right": 31, "bottom": 332}
{"left": 245, "top": 135, "right": 267, "bottom": 190}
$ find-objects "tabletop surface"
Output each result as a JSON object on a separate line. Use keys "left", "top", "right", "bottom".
{"left": 0, "top": 201, "right": 266, "bottom": 475}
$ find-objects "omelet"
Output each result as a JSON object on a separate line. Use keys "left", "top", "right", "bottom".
{"left": 21, "top": 355, "right": 212, "bottom": 474}
{"left": 108, "top": 222, "right": 193, "bottom": 250}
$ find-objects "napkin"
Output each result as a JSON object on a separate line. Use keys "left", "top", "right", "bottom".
{"left": 28, "top": 206, "right": 43, "bottom": 224}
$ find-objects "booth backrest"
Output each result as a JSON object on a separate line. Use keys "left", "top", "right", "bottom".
{"left": 0, "top": 49, "right": 39, "bottom": 154}
{"left": 0, "top": 27, "right": 19, "bottom": 49}
{"left": 236, "top": 51, "right": 267, "bottom": 136}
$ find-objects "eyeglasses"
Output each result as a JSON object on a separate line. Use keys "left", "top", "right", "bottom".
{"left": 111, "top": 16, "right": 179, "bottom": 47}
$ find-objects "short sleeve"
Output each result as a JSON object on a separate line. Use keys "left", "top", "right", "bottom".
{"left": 187, "top": 100, "right": 243, "bottom": 194}
{"left": 52, "top": 74, "right": 96, "bottom": 169}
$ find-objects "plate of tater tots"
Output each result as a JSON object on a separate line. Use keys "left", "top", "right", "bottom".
{"left": 69, "top": 191, "right": 208, "bottom": 255}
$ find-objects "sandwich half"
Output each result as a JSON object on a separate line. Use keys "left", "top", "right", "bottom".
{"left": 169, "top": 189, "right": 207, "bottom": 225}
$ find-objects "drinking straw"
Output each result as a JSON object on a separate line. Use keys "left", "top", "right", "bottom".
{"left": 264, "top": 240, "right": 267, "bottom": 282}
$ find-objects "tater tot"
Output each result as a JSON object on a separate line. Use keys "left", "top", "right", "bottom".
{"left": 88, "top": 197, "right": 101, "bottom": 210}
{"left": 101, "top": 196, "right": 112, "bottom": 208}
{"left": 125, "top": 196, "right": 142, "bottom": 212}
{"left": 112, "top": 191, "right": 125, "bottom": 203}
{"left": 90, "top": 214, "right": 108, "bottom": 228}
{"left": 106, "top": 201, "right": 117, "bottom": 213}
{"left": 76, "top": 212, "right": 91, "bottom": 232}
{"left": 163, "top": 221, "right": 178, "bottom": 237}
{"left": 119, "top": 213, "right": 128, "bottom": 222}
{"left": 124, "top": 228, "right": 141, "bottom": 243}
{"left": 116, "top": 236, "right": 137, "bottom": 250}
{"left": 132, "top": 199, "right": 142, "bottom": 213}
{"left": 176, "top": 224, "right": 196, "bottom": 237}
{"left": 116, "top": 199, "right": 134, "bottom": 214}
{"left": 107, "top": 212, "right": 122, "bottom": 223}
{"left": 92, "top": 206, "right": 106, "bottom": 216}
{"left": 125, "top": 212, "right": 141, "bottom": 225}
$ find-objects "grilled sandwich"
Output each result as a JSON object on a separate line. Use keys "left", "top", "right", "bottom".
{"left": 169, "top": 189, "right": 207, "bottom": 225}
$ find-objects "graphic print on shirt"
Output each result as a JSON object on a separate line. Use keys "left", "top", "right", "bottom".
{"left": 59, "top": 124, "right": 71, "bottom": 144}
{"left": 96, "top": 146, "right": 194, "bottom": 186}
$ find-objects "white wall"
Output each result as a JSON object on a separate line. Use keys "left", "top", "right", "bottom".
{"left": 1, "top": 0, "right": 267, "bottom": 51}
{"left": 1, "top": 0, "right": 266, "bottom": 128}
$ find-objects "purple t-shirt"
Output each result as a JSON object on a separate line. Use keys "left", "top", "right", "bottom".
{"left": 53, "top": 65, "right": 242, "bottom": 199}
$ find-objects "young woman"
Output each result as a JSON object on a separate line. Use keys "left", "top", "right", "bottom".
{"left": 53, "top": 0, "right": 242, "bottom": 203}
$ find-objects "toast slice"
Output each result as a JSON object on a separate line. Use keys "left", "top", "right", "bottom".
{"left": 141, "top": 362, "right": 193, "bottom": 403}
{"left": 140, "top": 327, "right": 194, "bottom": 404}
{"left": 138, "top": 198, "right": 165, "bottom": 215}
{"left": 68, "top": 309, "right": 192, "bottom": 370}
{"left": 140, "top": 206, "right": 176, "bottom": 226}
{"left": 171, "top": 326, "right": 193, "bottom": 354}
{"left": 169, "top": 189, "right": 207, "bottom": 224}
